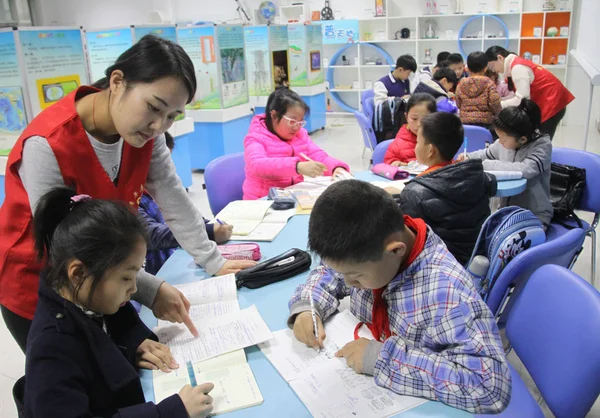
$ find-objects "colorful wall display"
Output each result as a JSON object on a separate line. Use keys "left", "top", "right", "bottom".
{"left": 178, "top": 25, "right": 221, "bottom": 109}
{"left": 322, "top": 19, "right": 359, "bottom": 44}
{"left": 86, "top": 28, "right": 133, "bottom": 82}
{"left": 288, "top": 25, "right": 308, "bottom": 87}
{"left": 306, "top": 24, "right": 324, "bottom": 86}
{"left": 243, "top": 26, "right": 272, "bottom": 97}
{"left": 133, "top": 25, "right": 177, "bottom": 43}
{"left": 18, "top": 27, "right": 88, "bottom": 116}
{"left": 0, "top": 29, "right": 27, "bottom": 156}
{"left": 217, "top": 26, "right": 248, "bottom": 108}
{"left": 269, "top": 25, "right": 289, "bottom": 89}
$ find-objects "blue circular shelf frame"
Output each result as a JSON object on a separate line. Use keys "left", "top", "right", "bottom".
{"left": 458, "top": 14, "right": 509, "bottom": 58}
{"left": 327, "top": 43, "right": 395, "bottom": 113}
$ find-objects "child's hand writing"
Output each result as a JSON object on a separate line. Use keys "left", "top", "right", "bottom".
{"left": 293, "top": 311, "right": 326, "bottom": 349}
{"left": 297, "top": 161, "right": 327, "bottom": 178}
{"left": 136, "top": 339, "right": 179, "bottom": 372}
{"left": 335, "top": 338, "right": 370, "bottom": 374}
{"left": 390, "top": 161, "right": 407, "bottom": 167}
{"left": 179, "top": 383, "right": 214, "bottom": 418}
{"left": 456, "top": 154, "right": 467, "bottom": 162}
{"left": 214, "top": 223, "right": 233, "bottom": 244}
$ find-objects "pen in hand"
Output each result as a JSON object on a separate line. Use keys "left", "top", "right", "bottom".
{"left": 309, "top": 294, "right": 321, "bottom": 352}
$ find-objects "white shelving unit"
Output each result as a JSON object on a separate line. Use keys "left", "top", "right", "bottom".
{"left": 323, "top": 0, "right": 574, "bottom": 116}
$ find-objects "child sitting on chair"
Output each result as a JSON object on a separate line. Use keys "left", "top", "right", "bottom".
{"left": 413, "top": 67, "right": 459, "bottom": 114}
{"left": 399, "top": 112, "right": 496, "bottom": 265}
{"left": 243, "top": 88, "right": 350, "bottom": 200}
{"left": 288, "top": 180, "right": 511, "bottom": 414}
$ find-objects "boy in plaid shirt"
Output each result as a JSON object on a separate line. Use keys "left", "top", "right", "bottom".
{"left": 288, "top": 180, "right": 511, "bottom": 414}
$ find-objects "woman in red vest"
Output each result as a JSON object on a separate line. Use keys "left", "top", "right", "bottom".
{"left": 485, "top": 46, "right": 575, "bottom": 140}
{"left": 0, "top": 35, "right": 254, "bottom": 352}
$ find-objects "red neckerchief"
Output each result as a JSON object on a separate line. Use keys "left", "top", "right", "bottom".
{"left": 354, "top": 216, "right": 428, "bottom": 341}
{"left": 418, "top": 160, "right": 454, "bottom": 177}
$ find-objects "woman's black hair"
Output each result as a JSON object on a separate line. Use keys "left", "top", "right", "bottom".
{"left": 485, "top": 46, "right": 511, "bottom": 62}
{"left": 91, "top": 35, "right": 197, "bottom": 104}
{"left": 493, "top": 99, "right": 543, "bottom": 143}
{"left": 33, "top": 188, "right": 149, "bottom": 307}
{"left": 264, "top": 87, "right": 310, "bottom": 135}
{"left": 406, "top": 92, "right": 437, "bottom": 114}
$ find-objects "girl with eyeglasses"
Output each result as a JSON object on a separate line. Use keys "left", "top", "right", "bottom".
{"left": 242, "top": 88, "right": 350, "bottom": 200}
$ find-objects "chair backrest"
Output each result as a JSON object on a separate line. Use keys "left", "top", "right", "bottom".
{"left": 204, "top": 153, "right": 245, "bottom": 216}
{"left": 372, "top": 139, "right": 393, "bottom": 165}
{"left": 486, "top": 224, "right": 587, "bottom": 317}
{"left": 354, "top": 110, "right": 377, "bottom": 152}
{"left": 552, "top": 147, "right": 600, "bottom": 214}
{"left": 454, "top": 125, "right": 494, "bottom": 159}
{"left": 361, "top": 90, "right": 375, "bottom": 120}
{"left": 507, "top": 264, "right": 600, "bottom": 418}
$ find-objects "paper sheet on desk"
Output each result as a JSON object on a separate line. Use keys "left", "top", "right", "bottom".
{"left": 171, "top": 274, "right": 238, "bottom": 305}
{"left": 155, "top": 305, "right": 273, "bottom": 365}
{"left": 260, "top": 310, "right": 426, "bottom": 418}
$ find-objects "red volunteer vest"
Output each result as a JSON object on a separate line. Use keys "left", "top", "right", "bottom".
{"left": 510, "top": 56, "right": 575, "bottom": 123}
{"left": 0, "top": 86, "right": 153, "bottom": 319}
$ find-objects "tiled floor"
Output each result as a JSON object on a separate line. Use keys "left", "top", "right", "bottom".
{"left": 1, "top": 120, "right": 598, "bottom": 417}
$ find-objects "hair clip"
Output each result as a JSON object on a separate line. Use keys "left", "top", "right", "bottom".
{"left": 70, "top": 194, "right": 91, "bottom": 211}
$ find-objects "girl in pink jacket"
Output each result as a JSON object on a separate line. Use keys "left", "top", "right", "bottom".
{"left": 243, "top": 88, "right": 350, "bottom": 200}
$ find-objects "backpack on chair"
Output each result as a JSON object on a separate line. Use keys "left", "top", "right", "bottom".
{"left": 550, "top": 162, "right": 586, "bottom": 228}
{"left": 467, "top": 206, "right": 546, "bottom": 300}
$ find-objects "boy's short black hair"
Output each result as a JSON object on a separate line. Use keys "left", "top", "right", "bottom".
{"left": 395, "top": 54, "right": 417, "bottom": 72}
{"left": 436, "top": 51, "right": 450, "bottom": 65}
{"left": 308, "top": 180, "right": 405, "bottom": 263}
{"left": 164, "top": 131, "right": 175, "bottom": 150}
{"left": 447, "top": 53, "right": 464, "bottom": 65}
{"left": 420, "top": 112, "right": 464, "bottom": 161}
{"left": 467, "top": 51, "right": 488, "bottom": 74}
{"left": 433, "top": 67, "right": 458, "bottom": 87}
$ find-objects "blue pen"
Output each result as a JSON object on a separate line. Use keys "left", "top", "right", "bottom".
{"left": 216, "top": 218, "right": 225, "bottom": 225}
{"left": 186, "top": 361, "right": 197, "bottom": 387}
{"left": 463, "top": 137, "right": 468, "bottom": 159}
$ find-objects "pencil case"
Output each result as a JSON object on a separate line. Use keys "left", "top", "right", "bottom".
{"left": 268, "top": 187, "right": 296, "bottom": 210}
{"left": 371, "top": 163, "right": 410, "bottom": 180}
{"left": 218, "top": 244, "right": 262, "bottom": 261}
{"left": 235, "top": 248, "right": 312, "bottom": 289}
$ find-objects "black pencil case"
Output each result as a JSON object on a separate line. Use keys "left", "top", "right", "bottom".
{"left": 235, "top": 248, "right": 312, "bottom": 289}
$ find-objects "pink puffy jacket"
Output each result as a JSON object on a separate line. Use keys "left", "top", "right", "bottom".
{"left": 242, "top": 115, "right": 350, "bottom": 200}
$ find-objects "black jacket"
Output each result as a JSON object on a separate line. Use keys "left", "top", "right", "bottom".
{"left": 400, "top": 160, "right": 497, "bottom": 265}
{"left": 24, "top": 281, "right": 188, "bottom": 418}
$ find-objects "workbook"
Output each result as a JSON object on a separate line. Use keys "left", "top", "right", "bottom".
{"left": 228, "top": 208, "right": 295, "bottom": 242}
{"left": 259, "top": 310, "right": 426, "bottom": 418}
{"left": 153, "top": 350, "right": 264, "bottom": 415}
{"left": 214, "top": 200, "right": 274, "bottom": 236}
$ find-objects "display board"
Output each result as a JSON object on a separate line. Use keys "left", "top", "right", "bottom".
{"left": 217, "top": 25, "right": 248, "bottom": 108}
{"left": 0, "top": 29, "right": 27, "bottom": 156}
{"left": 269, "top": 25, "right": 290, "bottom": 89}
{"left": 322, "top": 20, "right": 359, "bottom": 45}
{"left": 133, "top": 25, "right": 177, "bottom": 43}
{"left": 85, "top": 27, "right": 133, "bottom": 83}
{"left": 18, "top": 27, "right": 88, "bottom": 116}
{"left": 306, "top": 24, "right": 324, "bottom": 86}
{"left": 288, "top": 25, "right": 308, "bottom": 87}
{"left": 243, "top": 26, "right": 272, "bottom": 97}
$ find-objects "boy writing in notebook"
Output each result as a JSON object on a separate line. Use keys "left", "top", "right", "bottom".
{"left": 288, "top": 181, "right": 511, "bottom": 414}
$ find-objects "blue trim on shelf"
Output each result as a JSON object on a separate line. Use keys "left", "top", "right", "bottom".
{"left": 458, "top": 15, "right": 509, "bottom": 58}
{"left": 326, "top": 43, "right": 394, "bottom": 112}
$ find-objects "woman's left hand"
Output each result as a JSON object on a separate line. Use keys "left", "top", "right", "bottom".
{"left": 136, "top": 339, "right": 179, "bottom": 373}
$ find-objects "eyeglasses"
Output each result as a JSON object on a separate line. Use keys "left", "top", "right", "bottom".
{"left": 281, "top": 114, "right": 307, "bottom": 128}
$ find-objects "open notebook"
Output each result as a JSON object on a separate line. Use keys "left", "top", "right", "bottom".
{"left": 215, "top": 201, "right": 294, "bottom": 241}
{"left": 153, "top": 350, "right": 263, "bottom": 415}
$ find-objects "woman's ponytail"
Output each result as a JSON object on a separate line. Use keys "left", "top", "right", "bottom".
{"left": 33, "top": 188, "right": 78, "bottom": 260}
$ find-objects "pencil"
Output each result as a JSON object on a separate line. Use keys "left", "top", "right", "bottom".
{"left": 300, "top": 153, "right": 314, "bottom": 162}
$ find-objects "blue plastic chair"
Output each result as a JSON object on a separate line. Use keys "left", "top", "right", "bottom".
{"left": 204, "top": 153, "right": 245, "bottom": 216}
{"left": 551, "top": 147, "right": 600, "bottom": 285}
{"left": 372, "top": 139, "right": 393, "bottom": 166}
{"left": 477, "top": 265, "right": 600, "bottom": 418}
{"left": 354, "top": 110, "right": 378, "bottom": 159}
{"left": 361, "top": 90, "right": 375, "bottom": 121}
{"left": 454, "top": 125, "right": 494, "bottom": 159}
{"left": 486, "top": 224, "right": 586, "bottom": 320}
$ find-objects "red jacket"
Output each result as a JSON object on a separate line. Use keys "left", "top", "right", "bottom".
{"left": 0, "top": 86, "right": 153, "bottom": 319}
{"left": 510, "top": 57, "right": 575, "bottom": 123}
{"left": 384, "top": 125, "right": 417, "bottom": 164}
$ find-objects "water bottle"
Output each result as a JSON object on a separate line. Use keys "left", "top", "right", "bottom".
{"left": 468, "top": 255, "right": 490, "bottom": 293}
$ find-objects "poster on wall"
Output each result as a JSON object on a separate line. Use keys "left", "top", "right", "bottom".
{"left": 217, "top": 26, "right": 248, "bottom": 109}
{"left": 288, "top": 25, "right": 308, "bottom": 87}
{"left": 178, "top": 25, "right": 221, "bottom": 109}
{"left": 133, "top": 25, "right": 177, "bottom": 43}
{"left": 306, "top": 24, "right": 324, "bottom": 86}
{"left": 322, "top": 19, "right": 359, "bottom": 44}
{"left": 243, "top": 26, "right": 272, "bottom": 97}
{"left": 18, "top": 27, "right": 88, "bottom": 117}
{"left": 269, "top": 25, "right": 289, "bottom": 89}
{"left": 86, "top": 28, "right": 133, "bottom": 83}
{"left": 0, "top": 29, "right": 27, "bottom": 156}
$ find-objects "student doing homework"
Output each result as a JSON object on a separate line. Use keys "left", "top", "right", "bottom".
{"left": 243, "top": 88, "right": 349, "bottom": 200}
{"left": 288, "top": 181, "right": 511, "bottom": 414}
{"left": 23, "top": 189, "right": 213, "bottom": 418}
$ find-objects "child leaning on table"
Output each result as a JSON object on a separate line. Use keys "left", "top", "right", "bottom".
{"left": 23, "top": 188, "right": 213, "bottom": 418}
{"left": 287, "top": 180, "right": 511, "bottom": 414}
